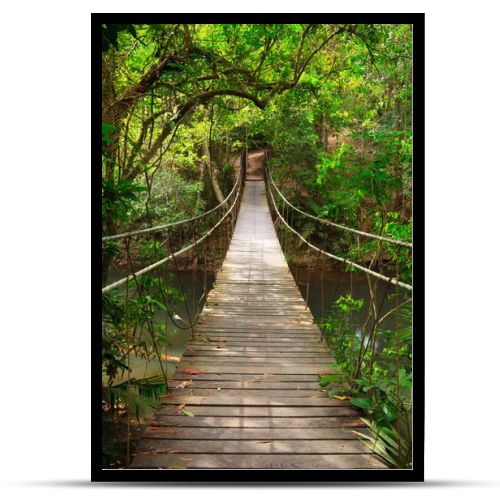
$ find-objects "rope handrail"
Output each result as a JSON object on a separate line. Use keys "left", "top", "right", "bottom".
{"left": 265, "top": 167, "right": 412, "bottom": 292}
{"left": 266, "top": 165, "right": 412, "bottom": 249}
{"left": 102, "top": 165, "right": 242, "bottom": 242}
{"left": 102, "top": 174, "right": 243, "bottom": 294}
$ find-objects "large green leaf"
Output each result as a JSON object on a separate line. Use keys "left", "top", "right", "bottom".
{"left": 351, "top": 397, "right": 373, "bottom": 410}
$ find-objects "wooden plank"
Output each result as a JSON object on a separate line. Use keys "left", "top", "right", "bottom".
{"left": 197, "top": 323, "right": 315, "bottom": 328}
{"left": 196, "top": 324, "right": 319, "bottom": 329}
{"left": 167, "top": 388, "right": 332, "bottom": 398}
{"left": 131, "top": 453, "right": 386, "bottom": 469}
{"left": 159, "top": 396, "right": 341, "bottom": 406}
{"left": 192, "top": 332, "right": 321, "bottom": 338}
{"left": 195, "top": 326, "right": 320, "bottom": 332}
{"left": 192, "top": 335, "right": 323, "bottom": 343}
{"left": 189, "top": 339, "right": 325, "bottom": 346}
{"left": 182, "top": 352, "right": 331, "bottom": 359}
{"left": 197, "top": 320, "right": 314, "bottom": 326}
{"left": 156, "top": 405, "right": 358, "bottom": 417}
{"left": 143, "top": 426, "right": 362, "bottom": 440}
{"left": 203, "top": 305, "right": 308, "bottom": 312}
{"left": 193, "top": 333, "right": 322, "bottom": 339}
{"left": 203, "top": 302, "right": 306, "bottom": 307}
{"left": 193, "top": 334, "right": 321, "bottom": 340}
{"left": 184, "top": 345, "right": 329, "bottom": 353}
{"left": 169, "top": 380, "right": 324, "bottom": 389}
{"left": 150, "top": 416, "right": 365, "bottom": 428}
{"left": 202, "top": 312, "right": 313, "bottom": 318}
{"left": 137, "top": 439, "right": 368, "bottom": 454}
{"left": 179, "top": 356, "right": 331, "bottom": 364}
{"left": 207, "top": 297, "right": 305, "bottom": 303}
{"left": 174, "top": 365, "right": 333, "bottom": 374}
{"left": 171, "top": 373, "right": 321, "bottom": 382}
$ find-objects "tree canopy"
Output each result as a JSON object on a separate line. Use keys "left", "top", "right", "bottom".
{"left": 102, "top": 23, "right": 411, "bottom": 239}
{"left": 101, "top": 23, "right": 413, "bottom": 470}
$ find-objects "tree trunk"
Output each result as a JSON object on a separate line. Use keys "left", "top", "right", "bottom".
{"left": 204, "top": 139, "right": 225, "bottom": 205}
{"left": 319, "top": 113, "right": 328, "bottom": 151}
{"left": 204, "top": 107, "right": 226, "bottom": 206}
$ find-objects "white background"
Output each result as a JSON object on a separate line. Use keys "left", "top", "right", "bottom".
{"left": 1, "top": 0, "right": 499, "bottom": 497}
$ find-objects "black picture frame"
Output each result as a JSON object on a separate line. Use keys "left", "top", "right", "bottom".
{"left": 92, "top": 12, "right": 424, "bottom": 483}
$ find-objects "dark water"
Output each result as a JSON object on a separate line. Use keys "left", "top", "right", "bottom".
{"left": 105, "top": 267, "right": 407, "bottom": 384}
{"left": 105, "top": 270, "right": 215, "bottom": 384}
{"left": 292, "top": 267, "right": 410, "bottom": 356}
{"left": 292, "top": 267, "right": 402, "bottom": 331}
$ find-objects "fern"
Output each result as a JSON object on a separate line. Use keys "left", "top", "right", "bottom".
{"left": 102, "top": 375, "right": 167, "bottom": 421}
{"left": 353, "top": 418, "right": 411, "bottom": 468}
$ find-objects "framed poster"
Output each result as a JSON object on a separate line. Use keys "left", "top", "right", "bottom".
{"left": 93, "top": 12, "right": 424, "bottom": 482}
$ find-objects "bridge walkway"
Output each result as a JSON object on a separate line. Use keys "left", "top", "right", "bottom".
{"left": 131, "top": 177, "right": 387, "bottom": 469}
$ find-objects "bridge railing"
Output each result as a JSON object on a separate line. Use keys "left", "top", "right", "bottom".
{"left": 262, "top": 151, "right": 413, "bottom": 467}
{"left": 102, "top": 160, "right": 245, "bottom": 294}
{"left": 101, "top": 151, "right": 247, "bottom": 465}
{"left": 263, "top": 151, "right": 412, "bottom": 292}
{"left": 101, "top": 154, "right": 246, "bottom": 369}
{"left": 262, "top": 147, "right": 412, "bottom": 359}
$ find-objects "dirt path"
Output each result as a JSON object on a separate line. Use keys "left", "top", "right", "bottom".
{"left": 246, "top": 149, "right": 265, "bottom": 180}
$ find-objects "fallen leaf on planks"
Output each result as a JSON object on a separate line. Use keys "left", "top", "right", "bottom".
{"left": 181, "top": 408, "right": 195, "bottom": 417}
{"left": 175, "top": 403, "right": 186, "bottom": 413}
{"left": 333, "top": 395, "right": 351, "bottom": 401}
{"left": 175, "top": 380, "right": 193, "bottom": 389}
{"left": 346, "top": 420, "right": 365, "bottom": 427}
{"left": 146, "top": 427, "right": 178, "bottom": 436}
{"left": 163, "top": 428, "right": 178, "bottom": 435}
{"left": 178, "top": 369, "right": 203, "bottom": 375}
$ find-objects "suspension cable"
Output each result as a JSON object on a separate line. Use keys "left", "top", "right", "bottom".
{"left": 102, "top": 166, "right": 241, "bottom": 242}
{"left": 266, "top": 169, "right": 412, "bottom": 292}
{"left": 102, "top": 173, "right": 243, "bottom": 293}
{"left": 267, "top": 165, "right": 412, "bottom": 249}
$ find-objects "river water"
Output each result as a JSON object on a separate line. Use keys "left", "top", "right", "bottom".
{"left": 105, "top": 270, "right": 214, "bottom": 384}
{"left": 105, "top": 267, "right": 404, "bottom": 384}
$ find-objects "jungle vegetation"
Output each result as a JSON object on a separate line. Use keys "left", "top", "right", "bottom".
{"left": 101, "top": 23, "right": 413, "bottom": 469}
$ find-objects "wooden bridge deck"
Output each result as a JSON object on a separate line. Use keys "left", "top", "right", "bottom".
{"left": 131, "top": 179, "right": 387, "bottom": 469}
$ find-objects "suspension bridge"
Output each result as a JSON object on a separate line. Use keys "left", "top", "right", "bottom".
{"left": 102, "top": 150, "right": 412, "bottom": 470}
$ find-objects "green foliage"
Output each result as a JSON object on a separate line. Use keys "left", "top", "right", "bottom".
{"left": 353, "top": 418, "right": 411, "bottom": 468}
{"left": 102, "top": 375, "right": 166, "bottom": 419}
{"left": 102, "top": 123, "right": 118, "bottom": 144}
{"left": 102, "top": 24, "right": 138, "bottom": 52}
{"left": 100, "top": 23, "right": 413, "bottom": 469}
{"left": 319, "top": 294, "right": 364, "bottom": 385}
{"left": 317, "top": 143, "right": 355, "bottom": 186}
{"left": 101, "top": 375, "right": 166, "bottom": 467}
{"left": 102, "top": 179, "right": 147, "bottom": 229}
{"left": 319, "top": 296, "right": 412, "bottom": 468}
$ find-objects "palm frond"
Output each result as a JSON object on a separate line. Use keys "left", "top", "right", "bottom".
{"left": 353, "top": 418, "right": 411, "bottom": 468}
